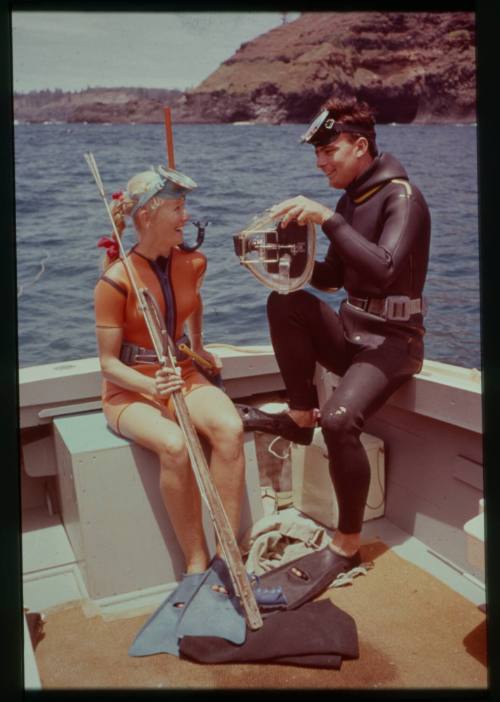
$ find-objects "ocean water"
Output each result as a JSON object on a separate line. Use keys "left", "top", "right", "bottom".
{"left": 15, "top": 122, "right": 480, "bottom": 370}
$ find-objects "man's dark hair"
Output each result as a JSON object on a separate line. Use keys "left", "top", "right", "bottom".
{"left": 323, "top": 97, "right": 378, "bottom": 157}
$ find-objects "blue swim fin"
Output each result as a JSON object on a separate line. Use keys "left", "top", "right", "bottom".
{"left": 175, "top": 556, "right": 246, "bottom": 644}
{"left": 128, "top": 571, "right": 208, "bottom": 657}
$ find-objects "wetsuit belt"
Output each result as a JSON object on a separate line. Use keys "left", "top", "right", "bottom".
{"left": 347, "top": 295, "right": 423, "bottom": 321}
{"left": 120, "top": 334, "right": 190, "bottom": 365}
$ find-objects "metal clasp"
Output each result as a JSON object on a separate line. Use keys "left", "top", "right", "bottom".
{"left": 134, "top": 352, "right": 159, "bottom": 365}
{"left": 384, "top": 295, "right": 412, "bottom": 321}
{"left": 119, "top": 342, "right": 136, "bottom": 365}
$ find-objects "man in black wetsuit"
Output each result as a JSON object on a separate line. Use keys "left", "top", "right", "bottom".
{"left": 242, "top": 97, "right": 430, "bottom": 586}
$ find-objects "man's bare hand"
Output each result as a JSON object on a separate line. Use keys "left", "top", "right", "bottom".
{"left": 269, "top": 196, "right": 333, "bottom": 227}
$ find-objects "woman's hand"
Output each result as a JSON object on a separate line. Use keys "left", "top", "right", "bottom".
{"left": 269, "top": 196, "right": 333, "bottom": 227}
{"left": 153, "top": 366, "right": 184, "bottom": 399}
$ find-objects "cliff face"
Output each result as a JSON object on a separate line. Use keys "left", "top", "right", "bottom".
{"left": 14, "top": 11, "right": 476, "bottom": 125}
{"left": 176, "top": 11, "right": 476, "bottom": 124}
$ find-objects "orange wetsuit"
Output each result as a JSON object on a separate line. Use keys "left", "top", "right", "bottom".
{"left": 94, "top": 245, "right": 212, "bottom": 434}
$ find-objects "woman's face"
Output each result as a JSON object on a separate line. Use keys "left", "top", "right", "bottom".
{"left": 147, "top": 196, "right": 189, "bottom": 246}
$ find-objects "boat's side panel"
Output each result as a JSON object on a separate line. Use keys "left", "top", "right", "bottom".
{"left": 365, "top": 406, "right": 483, "bottom": 581}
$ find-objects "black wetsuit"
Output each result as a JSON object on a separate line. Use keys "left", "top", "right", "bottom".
{"left": 267, "top": 152, "right": 431, "bottom": 534}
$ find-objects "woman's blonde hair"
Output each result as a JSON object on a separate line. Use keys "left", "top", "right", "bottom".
{"left": 101, "top": 170, "right": 164, "bottom": 271}
{"left": 127, "top": 170, "right": 166, "bottom": 215}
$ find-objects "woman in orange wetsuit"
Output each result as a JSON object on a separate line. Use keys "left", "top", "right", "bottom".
{"left": 93, "top": 166, "right": 245, "bottom": 582}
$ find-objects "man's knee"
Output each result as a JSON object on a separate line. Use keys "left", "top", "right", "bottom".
{"left": 320, "top": 403, "right": 361, "bottom": 444}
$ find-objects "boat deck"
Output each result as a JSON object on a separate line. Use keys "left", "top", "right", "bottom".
{"left": 25, "top": 510, "right": 487, "bottom": 691}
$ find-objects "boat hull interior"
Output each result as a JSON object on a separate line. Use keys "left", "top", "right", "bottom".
{"left": 19, "top": 346, "right": 486, "bottom": 689}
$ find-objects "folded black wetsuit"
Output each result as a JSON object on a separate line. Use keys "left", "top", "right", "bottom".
{"left": 179, "top": 599, "right": 358, "bottom": 669}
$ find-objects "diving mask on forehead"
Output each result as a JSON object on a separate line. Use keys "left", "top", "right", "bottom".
{"left": 300, "top": 109, "right": 374, "bottom": 147}
{"left": 233, "top": 211, "right": 316, "bottom": 294}
{"left": 129, "top": 165, "right": 197, "bottom": 217}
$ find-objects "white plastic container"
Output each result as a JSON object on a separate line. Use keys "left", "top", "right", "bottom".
{"left": 291, "top": 428, "right": 385, "bottom": 529}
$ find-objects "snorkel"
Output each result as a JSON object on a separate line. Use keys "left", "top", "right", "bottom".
{"left": 119, "top": 107, "right": 208, "bottom": 252}
{"left": 163, "top": 107, "right": 208, "bottom": 252}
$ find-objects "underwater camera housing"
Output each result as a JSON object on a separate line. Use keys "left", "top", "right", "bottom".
{"left": 233, "top": 211, "right": 316, "bottom": 294}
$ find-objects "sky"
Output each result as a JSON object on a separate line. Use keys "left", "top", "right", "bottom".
{"left": 12, "top": 11, "right": 300, "bottom": 93}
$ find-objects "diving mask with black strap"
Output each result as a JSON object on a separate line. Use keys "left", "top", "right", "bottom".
{"left": 129, "top": 165, "right": 208, "bottom": 253}
{"left": 300, "top": 108, "right": 377, "bottom": 151}
{"left": 128, "top": 165, "right": 197, "bottom": 217}
{"left": 233, "top": 210, "right": 316, "bottom": 294}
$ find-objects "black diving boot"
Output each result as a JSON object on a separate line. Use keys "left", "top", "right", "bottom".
{"left": 236, "top": 404, "right": 315, "bottom": 446}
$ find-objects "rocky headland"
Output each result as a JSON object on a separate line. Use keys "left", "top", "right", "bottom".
{"left": 14, "top": 11, "right": 476, "bottom": 125}
{"left": 13, "top": 87, "right": 184, "bottom": 125}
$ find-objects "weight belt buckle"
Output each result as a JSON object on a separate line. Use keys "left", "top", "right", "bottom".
{"left": 384, "top": 295, "right": 412, "bottom": 321}
{"left": 120, "top": 341, "right": 158, "bottom": 365}
{"left": 134, "top": 345, "right": 159, "bottom": 364}
{"left": 119, "top": 343, "right": 136, "bottom": 365}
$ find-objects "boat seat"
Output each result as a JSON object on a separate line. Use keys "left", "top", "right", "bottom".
{"left": 52, "top": 410, "right": 263, "bottom": 600}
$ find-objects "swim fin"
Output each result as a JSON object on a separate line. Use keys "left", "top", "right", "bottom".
{"left": 128, "top": 571, "right": 207, "bottom": 657}
{"left": 254, "top": 546, "right": 362, "bottom": 610}
{"left": 176, "top": 556, "right": 246, "bottom": 644}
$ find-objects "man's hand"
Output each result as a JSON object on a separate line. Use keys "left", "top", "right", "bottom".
{"left": 269, "top": 196, "right": 333, "bottom": 227}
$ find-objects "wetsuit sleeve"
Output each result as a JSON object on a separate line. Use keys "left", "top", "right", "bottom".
{"left": 310, "top": 244, "right": 344, "bottom": 291}
{"left": 94, "top": 277, "right": 127, "bottom": 328}
{"left": 321, "top": 184, "right": 430, "bottom": 290}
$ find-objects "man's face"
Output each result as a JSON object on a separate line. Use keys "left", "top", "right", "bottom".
{"left": 315, "top": 134, "right": 366, "bottom": 190}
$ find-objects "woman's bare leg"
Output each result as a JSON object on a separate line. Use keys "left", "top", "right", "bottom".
{"left": 117, "top": 401, "right": 210, "bottom": 573}
{"left": 185, "top": 385, "right": 245, "bottom": 540}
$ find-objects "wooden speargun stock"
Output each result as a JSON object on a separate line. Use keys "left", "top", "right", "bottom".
{"left": 177, "top": 342, "right": 218, "bottom": 372}
{"left": 84, "top": 152, "right": 263, "bottom": 630}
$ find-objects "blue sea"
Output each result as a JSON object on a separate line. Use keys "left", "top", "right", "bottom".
{"left": 15, "top": 122, "right": 480, "bottom": 370}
